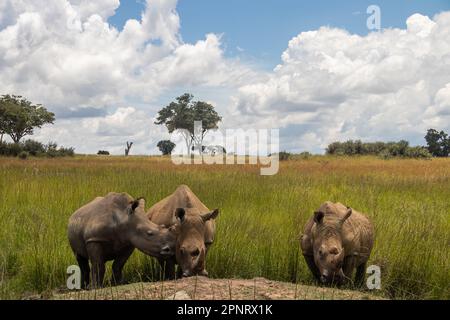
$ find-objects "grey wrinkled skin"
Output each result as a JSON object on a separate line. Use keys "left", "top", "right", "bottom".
{"left": 147, "top": 185, "right": 219, "bottom": 279}
{"left": 300, "top": 201, "right": 374, "bottom": 287}
{"left": 68, "top": 192, "right": 177, "bottom": 288}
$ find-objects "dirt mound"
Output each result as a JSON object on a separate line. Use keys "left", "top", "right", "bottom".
{"left": 52, "top": 277, "right": 384, "bottom": 300}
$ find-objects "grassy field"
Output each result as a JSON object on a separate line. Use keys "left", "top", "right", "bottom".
{"left": 0, "top": 155, "right": 449, "bottom": 299}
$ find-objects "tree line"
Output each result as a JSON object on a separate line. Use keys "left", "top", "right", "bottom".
{"left": 326, "top": 129, "right": 450, "bottom": 158}
{"left": 0, "top": 139, "right": 74, "bottom": 159}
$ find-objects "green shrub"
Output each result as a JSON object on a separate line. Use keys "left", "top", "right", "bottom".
{"left": 0, "top": 142, "right": 22, "bottom": 156}
{"left": 404, "top": 146, "right": 432, "bottom": 159}
{"left": 18, "top": 151, "right": 29, "bottom": 160}
{"left": 298, "top": 151, "right": 312, "bottom": 159}
{"left": 23, "top": 140, "right": 45, "bottom": 156}
{"left": 278, "top": 151, "right": 291, "bottom": 161}
{"left": 378, "top": 149, "right": 393, "bottom": 160}
{"left": 45, "top": 142, "right": 74, "bottom": 157}
{"left": 57, "top": 147, "right": 75, "bottom": 157}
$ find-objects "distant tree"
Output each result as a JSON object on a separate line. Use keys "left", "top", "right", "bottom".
{"left": 97, "top": 150, "right": 110, "bottom": 155}
{"left": 0, "top": 95, "right": 55, "bottom": 143}
{"left": 155, "top": 93, "right": 222, "bottom": 155}
{"left": 125, "top": 141, "right": 133, "bottom": 156}
{"left": 425, "top": 129, "right": 449, "bottom": 157}
{"left": 157, "top": 140, "right": 176, "bottom": 155}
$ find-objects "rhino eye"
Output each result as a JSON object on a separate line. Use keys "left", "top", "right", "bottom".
{"left": 147, "top": 230, "right": 153, "bottom": 236}
{"left": 191, "top": 249, "right": 200, "bottom": 257}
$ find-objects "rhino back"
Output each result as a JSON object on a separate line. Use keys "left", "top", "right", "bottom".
{"left": 341, "top": 209, "right": 374, "bottom": 261}
{"left": 148, "top": 185, "right": 209, "bottom": 225}
{"left": 68, "top": 193, "right": 132, "bottom": 256}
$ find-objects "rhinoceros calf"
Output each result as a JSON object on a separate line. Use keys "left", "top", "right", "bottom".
{"left": 300, "top": 201, "right": 374, "bottom": 286}
{"left": 68, "top": 192, "right": 176, "bottom": 288}
{"left": 147, "top": 185, "right": 219, "bottom": 279}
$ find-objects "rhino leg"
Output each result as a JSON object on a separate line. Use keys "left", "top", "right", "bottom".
{"left": 303, "top": 254, "right": 321, "bottom": 282}
{"left": 111, "top": 246, "right": 134, "bottom": 285}
{"left": 354, "top": 262, "right": 367, "bottom": 288}
{"left": 90, "top": 262, "right": 105, "bottom": 289}
{"left": 87, "top": 242, "right": 106, "bottom": 288}
{"left": 342, "top": 256, "right": 357, "bottom": 286}
{"left": 76, "top": 254, "right": 90, "bottom": 289}
{"left": 176, "top": 264, "right": 183, "bottom": 279}
{"left": 158, "top": 258, "right": 176, "bottom": 280}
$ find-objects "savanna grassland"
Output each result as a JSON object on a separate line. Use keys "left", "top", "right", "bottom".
{"left": 0, "top": 156, "right": 449, "bottom": 299}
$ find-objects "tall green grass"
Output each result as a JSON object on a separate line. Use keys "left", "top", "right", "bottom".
{"left": 0, "top": 156, "right": 449, "bottom": 299}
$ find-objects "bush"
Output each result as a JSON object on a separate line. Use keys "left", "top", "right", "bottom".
{"left": 57, "top": 146, "right": 75, "bottom": 157}
{"left": 45, "top": 142, "right": 74, "bottom": 157}
{"left": 298, "top": 151, "right": 312, "bottom": 159}
{"left": 97, "top": 150, "right": 110, "bottom": 155}
{"left": 45, "top": 142, "right": 59, "bottom": 158}
{"left": 23, "top": 139, "right": 45, "bottom": 156}
{"left": 0, "top": 140, "right": 75, "bottom": 158}
{"left": 0, "top": 142, "right": 22, "bottom": 156}
{"left": 278, "top": 151, "right": 291, "bottom": 161}
{"left": 404, "top": 146, "right": 432, "bottom": 159}
{"left": 18, "top": 151, "right": 29, "bottom": 160}
{"left": 378, "top": 149, "right": 393, "bottom": 160}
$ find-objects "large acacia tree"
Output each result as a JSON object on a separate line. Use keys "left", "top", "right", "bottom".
{"left": 0, "top": 95, "right": 55, "bottom": 143}
{"left": 155, "top": 93, "right": 222, "bottom": 154}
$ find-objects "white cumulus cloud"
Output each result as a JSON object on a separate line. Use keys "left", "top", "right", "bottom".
{"left": 0, "top": 0, "right": 255, "bottom": 154}
{"left": 232, "top": 12, "right": 450, "bottom": 153}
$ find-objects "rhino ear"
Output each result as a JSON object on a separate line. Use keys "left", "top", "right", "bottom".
{"left": 313, "top": 211, "right": 324, "bottom": 224}
{"left": 341, "top": 207, "right": 352, "bottom": 224}
{"left": 175, "top": 208, "right": 186, "bottom": 222}
{"left": 201, "top": 209, "right": 219, "bottom": 222}
{"left": 128, "top": 200, "right": 139, "bottom": 215}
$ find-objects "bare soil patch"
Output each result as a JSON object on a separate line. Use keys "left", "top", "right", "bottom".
{"left": 52, "top": 277, "right": 385, "bottom": 300}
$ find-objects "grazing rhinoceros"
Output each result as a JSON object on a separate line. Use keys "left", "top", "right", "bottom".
{"left": 68, "top": 192, "right": 176, "bottom": 288}
{"left": 147, "top": 185, "right": 219, "bottom": 279}
{"left": 300, "top": 201, "right": 374, "bottom": 286}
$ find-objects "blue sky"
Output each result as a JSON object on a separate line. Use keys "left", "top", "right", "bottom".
{"left": 109, "top": 0, "right": 450, "bottom": 68}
